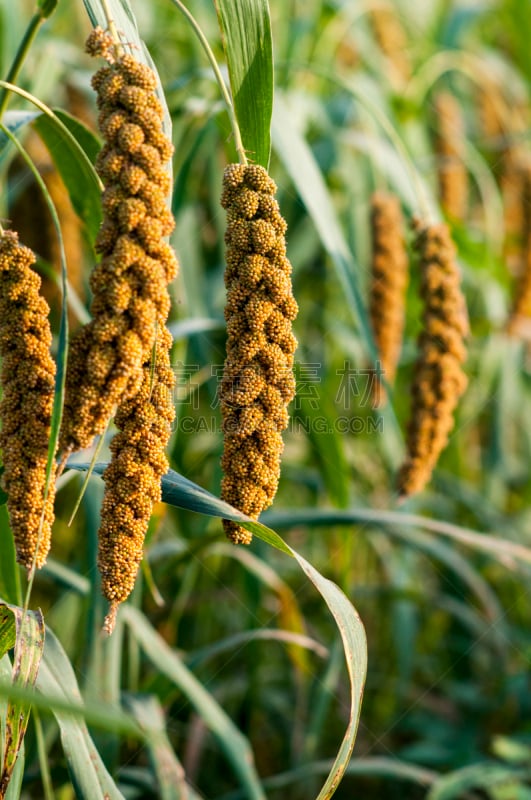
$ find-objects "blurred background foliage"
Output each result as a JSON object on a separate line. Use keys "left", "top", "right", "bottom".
{"left": 1, "top": 0, "right": 531, "bottom": 797}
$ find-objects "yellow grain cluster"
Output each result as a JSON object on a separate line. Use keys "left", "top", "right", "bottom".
{"left": 368, "top": 192, "right": 408, "bottom": 406}
{"left": 0, "top": 230, "right": 56, "bottom": 570}
{"left": 433, "top": 92, "right": 468, "bottom": 222}
{"left": 220, "top": 164, "right": 298, "bottom": 544}
{"left": 397, "top": 222, "right": 468, "bottom": 498}
{"left": 99, "top": 324, "right": 175, "bottom": 633}
{"left": 59, "top": 28, "right": 177, "bottom": 456}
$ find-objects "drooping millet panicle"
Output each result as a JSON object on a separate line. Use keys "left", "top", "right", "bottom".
{"left": 220, "top": 164, "right": 298, "bottom": 544}
{"left": 369, "top": 4, "right": 411, "bottom": 88}
{"left": 59, "top": 27, "right": 177, "bottom": 456}
{"left": 506, "top": 160, "right": 531, "bottom": 337}
{"left": 397, "top": 222, "right": 468, "bottom": 498}
{"left": 98, "top": 324, "right": 175, "bottom": 634}
{"left": 0, "top": 230, "right": 56, "bottom": 570}
{"left": 433, "top": 92, "right": 468, "bottom": 222}
{"left": 368, "top": 192, "right": 408, "bottom": 406}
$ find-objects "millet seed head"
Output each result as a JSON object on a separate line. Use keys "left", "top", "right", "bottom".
{"left": 397, "top": 221, "right": 468, "bottom": 498}
{"left": 98, "top": 324, "right": 174, "bottom": 632}
{"left": 59, "top": 36, "right": 178, "bottom": 456}
{"left": 0, "top": 230, "right": 56, "bottom": 571}
{"left": 219, "top": 164, "right": 298, "bottom": 544}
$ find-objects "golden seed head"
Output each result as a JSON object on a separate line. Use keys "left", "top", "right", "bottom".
{"left": 397, "top": 222, "right": 468, "bottom": 498}
{"left": 97, "top": 325, "right": 175, "bottom": 630}
{"left": 0, "top": 231, "right": 56, "bottom": 570}
{"left": 368, "top": 191, "right": 408, "bottom": 406}
{"left": 219, "top": 164, "right": 298, "bottom": 544}
{"left": 59, "top": 39, "right": 178, "bottom": 456}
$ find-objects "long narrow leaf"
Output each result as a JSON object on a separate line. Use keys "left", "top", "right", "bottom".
{"left": 215, "top": 0, "right": 273, "bottom": 167}
{"left": 122, "top": 606, "right": 266, "bottom": 800}
{"left": 36, "top": 626, "right": 126, "bottom": 800}
{"left": 67, "top": 463, "right": 367, "bottom": 799}
{"left": 0, "top": 604, "right": 44, "bottom": 796}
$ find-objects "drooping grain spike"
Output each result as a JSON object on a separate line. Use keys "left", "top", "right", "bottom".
{"left": 0, "top": 230, "right": 56, "bottom": 570}
{"left": 368, "top": 192, "right": 408, "bottom": 406}
{"left": 59, "top": 29, "right": 177, "bottom": 456}
{"left": 220, "top": 164, "right": 298, "bottom": 544}
{"left": 98, "top": 324, "right": 175, "bottom": 633}
{"left": 397, "top": 221, "right": 468, "bottom": 498}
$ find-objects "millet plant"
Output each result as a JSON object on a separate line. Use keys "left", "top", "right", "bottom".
{"left": 0, "top": 1, "right": 530, "bottom": 798}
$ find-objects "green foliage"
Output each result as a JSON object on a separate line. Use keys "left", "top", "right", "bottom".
{"left": 0, "top": 0, "right": 530, "bottom": 798}
{"left": 215, "top": 0, "right": 273, "bottom": 167}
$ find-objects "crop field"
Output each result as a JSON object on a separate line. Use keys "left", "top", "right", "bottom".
{"left": 0, "top": 0, "right": 530, "bottom": 798}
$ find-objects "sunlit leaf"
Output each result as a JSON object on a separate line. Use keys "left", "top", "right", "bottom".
{"left": 215, "top": 0, "right": 273, "bottom": 167}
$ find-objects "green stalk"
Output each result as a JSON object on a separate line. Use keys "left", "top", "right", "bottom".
{"left": 99, "top": 0, "right": 124, "bottom": 58}
{"left": 34, "top": 711, "right": 54, "bottom": 800}
{"left": 0, "top": 11, "right": 44, "bottom": 118}
{"left": 168, "top": 0, "right": 247, "bottom": 165}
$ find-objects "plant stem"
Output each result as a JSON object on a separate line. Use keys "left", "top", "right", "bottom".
{"left": 168, "top": 0, "right": 247, "bottom": 165}
{"left": 34, "top": 711, "right": 55, "bottom": 800}
{"left": 0, "top": 11, "right": 44, "bottom": 119}
{"left": 100, "top": 0, "right": 124, "bottom": 57}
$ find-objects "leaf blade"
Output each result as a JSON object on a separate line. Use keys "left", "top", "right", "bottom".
{"left": 215, "top": 0, "right": 273, "bottom": 167}
{"left": 37, "top": 626, "right": 126, "bottom": 800}
{"left": 67, "top": 464, "right": 368, "bottom": 799}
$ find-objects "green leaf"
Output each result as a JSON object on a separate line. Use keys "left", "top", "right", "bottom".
{"left": 32, "top": 112, "right": 102, "bottom": 242}
{"left": 53, "top": 109, "right": 101, "bottom": 164}
{"left": 272, "top": 94, "right": 369, "bottom": 341}
{"left": 272, "top": 94, "right": 403, "bottom": 465}
{"left": 215, "top": 0, "right": 273, "bottom": 167}
{"left": 122, "top": 606, "right": 267, "bottom": 800}
{"left": 0, "top": 100, "right": 102, "bottom": 242}
{"left": 82, "top": 0, "right": 139, "bottom": 39}
{"left": 0, "top": 506, "right": 21, "bottom": 606}
{"left": 243, "top": 755, "right": 438, "bottom": 796}
{"left": 68, "top": 464, "right": 368, "bottom": 799}
{"left": 124, "top": 694, "right": 203, "bottom": 800}
{"left": 426, "top": 762, "right": 531, "bottom": 800}
{"left": 36, "top": 626, "right": 126, "bottom": 800}
{"left": 263, "top": 507, "right": 531, "bottom": 571}
{"left": 0, "top": 604, "right": 44, "bottom": 796}
{"left": 38, "top": 0, "right": 58, "bottom": 18}
{"left": 0, "top": 110, "right": 37, "bottom": 157}
{"left": 0, "top": 606, "right": 16, "bottom": 660}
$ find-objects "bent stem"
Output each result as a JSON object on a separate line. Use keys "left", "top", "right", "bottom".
{"left": 168, "top": 0, "right": 247, "bottom": 165}
{"left": 0, "top": 11, "right": 44, "bottom": 118}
